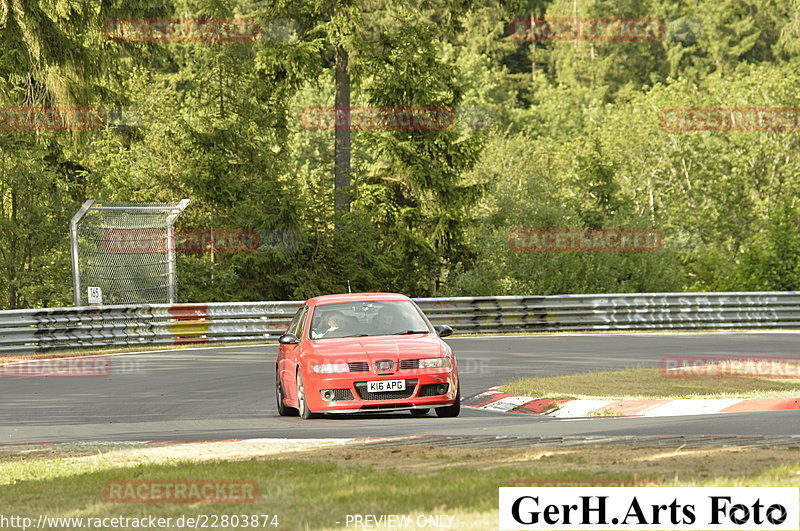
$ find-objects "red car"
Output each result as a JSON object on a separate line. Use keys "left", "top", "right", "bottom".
{"left": 275, "top": 293, "right": 460, "bottom": 419}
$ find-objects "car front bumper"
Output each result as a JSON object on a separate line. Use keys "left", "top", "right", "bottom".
{"left": 304, "top": 369, "right": 458, "bottom": 413}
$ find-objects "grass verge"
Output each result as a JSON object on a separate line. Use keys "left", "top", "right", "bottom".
{"left": 501, "top": 365, "right": 800, "bottom": 400}
{"left": 1, "top": 441, "right": 799, "bottom": 530}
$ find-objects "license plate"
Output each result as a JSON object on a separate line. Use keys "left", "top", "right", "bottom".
{"left": 367, "top": 380, "right": 406, "bottom": 393}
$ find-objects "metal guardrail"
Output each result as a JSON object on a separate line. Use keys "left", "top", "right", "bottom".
{"left": 1, "top": 291, "right": 798, "bottom": 354}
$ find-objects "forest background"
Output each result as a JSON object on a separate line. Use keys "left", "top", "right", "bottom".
{"left": 2, "top": 0, "right": 800, "bottom": 309}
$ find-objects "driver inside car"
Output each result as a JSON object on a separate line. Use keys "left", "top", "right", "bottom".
{"left": 371, "top": 307, "right": 401, "bottom": 335}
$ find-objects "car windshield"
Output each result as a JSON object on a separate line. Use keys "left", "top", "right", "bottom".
{"left": 309, "top": 300, "right": 431, "bottom": 339}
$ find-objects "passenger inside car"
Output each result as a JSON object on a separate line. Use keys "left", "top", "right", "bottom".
{"left": 312, "top": 310, "right": 350, "bottom": 338}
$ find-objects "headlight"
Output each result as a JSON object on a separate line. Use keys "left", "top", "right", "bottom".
{"left": 418, "top": 358, "right": 451, "bottom": 368}
{"left": 311, "top": 363, "right": 349, "bottom": 373}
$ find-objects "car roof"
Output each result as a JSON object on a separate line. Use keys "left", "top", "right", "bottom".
{"left": 308, "top": 292, "right": 411, "bottom": 306}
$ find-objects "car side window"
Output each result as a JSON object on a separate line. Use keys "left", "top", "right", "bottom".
{"left": 289, "top": 306, "right": 308, "bottom": 339}
{"left": 288, "top": 305, "right": 308, "bottom": 337}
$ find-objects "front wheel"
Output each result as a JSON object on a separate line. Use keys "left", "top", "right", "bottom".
{"left": 276, "top": 370, "right": 298, "bottom": 416}
{"left": 435, "top": 386, "right": 460, "bottom": 418}
{"left": 296, "top": 371, "right": 320, "bottom": 419}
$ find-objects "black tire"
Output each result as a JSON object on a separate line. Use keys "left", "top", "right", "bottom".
{"left": 410, "top": 408, "right": 430, "bottom": 416}
{"left": 296, "top": 371, "right": 320, "bottom": 419}
{"left": 435, "top": 385, "right": 461, "bottom": 418}
{"left": 276, "top": 370, "right": 298, "bottom": 416}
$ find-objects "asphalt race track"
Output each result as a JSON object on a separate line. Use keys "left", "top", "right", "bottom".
{"left": 1, "top": 332, "right": 799, "bottom": 444}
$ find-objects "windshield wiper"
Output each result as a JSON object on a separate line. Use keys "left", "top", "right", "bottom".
{"left": 392, "top": 330, "right": 429, "bottom": 335}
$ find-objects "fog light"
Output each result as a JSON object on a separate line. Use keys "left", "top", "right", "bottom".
{"left": 437, "top": 384, "right": 448, "bottom": 395}
{"left": 321, "top": 390, "right": 335, "bottom": 401}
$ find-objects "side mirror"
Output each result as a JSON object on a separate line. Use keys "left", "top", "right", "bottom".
{"left": 278, "top": 333, "right": 300, "bottom": 345}
{"left": 434, "top": 325, "right": 454, "bottom": 338}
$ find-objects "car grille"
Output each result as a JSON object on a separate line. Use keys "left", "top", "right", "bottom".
{"left": 419, "top": 383, "right": 449, "bottom": 396}
{"left": 321, "top": 389, "right": 354, "bottom": 401}
{"left": 348, "top": 362, "right": 370, "bottom": 372}
{"left": 354, "top": 379, "right": 418, "bottom": 401}
{"left": 399, "top": 359, "right": 420, "bottom": 370}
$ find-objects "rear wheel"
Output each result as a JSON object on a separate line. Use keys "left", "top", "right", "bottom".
{"left": 410, "top": 408, "right": 430, "bottom": 417}
{"left": 276, "top": 370, "right": 298, "bottom": 416}
{"left": 435, "top": 385, "right": 460, "bottom": 418}
{"left": 296, "top": 371, "right": 320, "bottom": 419}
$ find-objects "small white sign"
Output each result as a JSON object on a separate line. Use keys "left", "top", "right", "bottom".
{"left": 87, "top": 286, "right": 103, "bottom": 305}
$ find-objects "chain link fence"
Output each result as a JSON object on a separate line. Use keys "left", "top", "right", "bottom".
{"left": 70, "top": 200, "right": 190, "bottom": 306}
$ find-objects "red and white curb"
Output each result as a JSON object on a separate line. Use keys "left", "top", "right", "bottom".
{"left": 464, "top": 387, "right": 800, "bottom": 418}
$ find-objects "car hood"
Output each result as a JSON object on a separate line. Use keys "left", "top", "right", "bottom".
{"left": 306, "top": 335, "right": 446, "bottom": 361}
